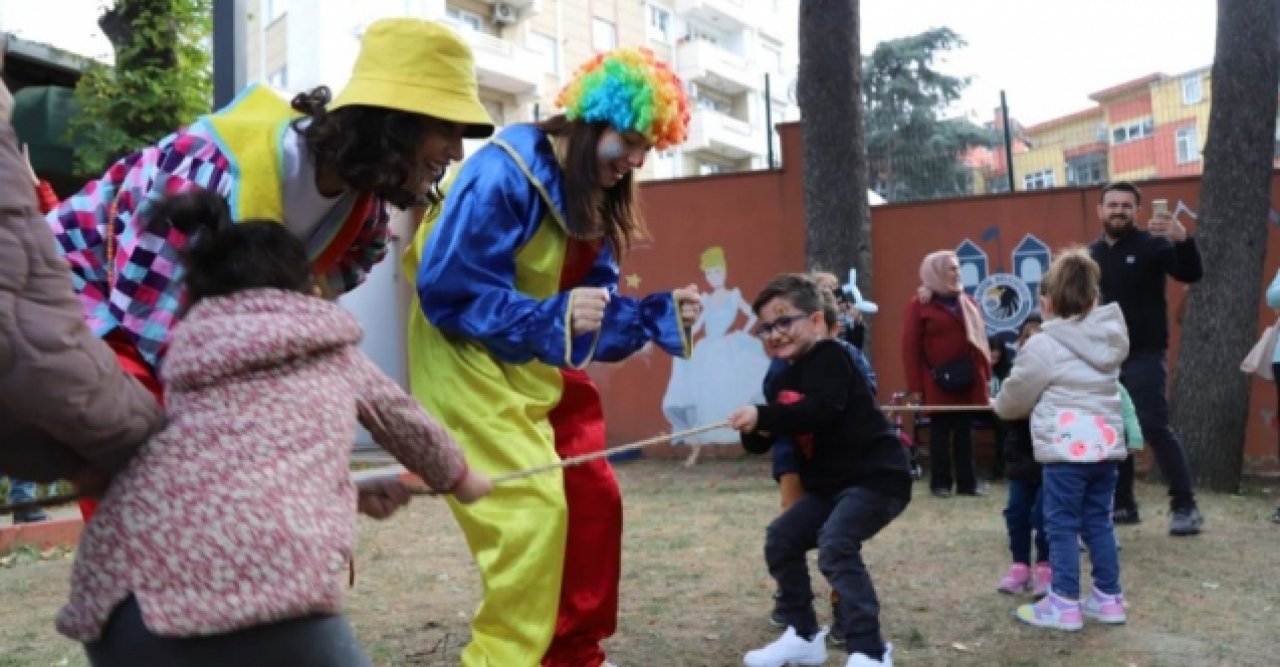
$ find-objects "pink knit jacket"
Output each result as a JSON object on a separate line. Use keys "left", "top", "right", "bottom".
{"left": 58, "top": 289, "right": 468, "bottom": 640}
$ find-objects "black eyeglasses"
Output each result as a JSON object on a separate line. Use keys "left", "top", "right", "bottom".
{"left": 754, "top": 313, "right": 807, "bottom": 339}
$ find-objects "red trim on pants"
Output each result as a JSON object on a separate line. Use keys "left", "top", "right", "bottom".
{"left": 81, "top": 332, "right": 166, "bottom": 522}
{"left": 541, "top": 369, "right": 621, "bottom": 667}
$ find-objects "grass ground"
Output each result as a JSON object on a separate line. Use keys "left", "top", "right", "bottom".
{"left": 1, "top": 457, "right": 1277, "bottom": 666}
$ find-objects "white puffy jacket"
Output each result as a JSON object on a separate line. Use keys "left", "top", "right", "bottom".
{"left": 994, "top": 303, "right": 1130, "bottom": 464}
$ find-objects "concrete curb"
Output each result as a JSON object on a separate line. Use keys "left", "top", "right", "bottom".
{"left": 1, "top": 515, "right": 83, "bottom": 553}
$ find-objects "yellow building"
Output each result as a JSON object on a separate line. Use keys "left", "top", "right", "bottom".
{"left": 995, "top": 68, "right": 1216, "bottom": 192}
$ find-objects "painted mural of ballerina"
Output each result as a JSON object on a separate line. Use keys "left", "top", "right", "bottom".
{"left": 661, "top": 246, "right": 771, "bottom": 465}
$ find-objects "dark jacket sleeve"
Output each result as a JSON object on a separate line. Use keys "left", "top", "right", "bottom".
{"left": 756, "top": 343, "right": 851, "bottom": 436}
{"left": 1163, "top": 236, "right": 1203, "bottom": 284}
{"left": 0, "top": 121, "right": 165, "bottom": 481}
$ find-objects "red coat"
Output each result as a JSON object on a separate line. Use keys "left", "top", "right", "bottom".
{"left": 901, "top": 295, "right": 991, "bottom": 407}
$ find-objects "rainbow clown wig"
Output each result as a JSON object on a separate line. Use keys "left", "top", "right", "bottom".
{"left": 555, "top": 47, "right": 691, "bottom": 151}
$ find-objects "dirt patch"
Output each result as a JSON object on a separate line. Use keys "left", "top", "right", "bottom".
{"left": 1, "top": 458, "right": 1277, "bottom": 666}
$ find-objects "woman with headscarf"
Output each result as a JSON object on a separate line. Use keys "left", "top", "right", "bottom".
{"left": 404, "top": 47, "right": 700, "bottom": 667}
{"left": 902, "top": 250, "right": 991, "bottom": 497}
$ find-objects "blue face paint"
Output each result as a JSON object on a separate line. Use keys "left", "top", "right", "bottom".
{"left": 598, "top": 132, "right": 627, "bottom": 161}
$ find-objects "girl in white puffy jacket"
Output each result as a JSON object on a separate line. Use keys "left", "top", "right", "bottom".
{"left": 994, "top": 248, "right": 1130, "bottom": 631}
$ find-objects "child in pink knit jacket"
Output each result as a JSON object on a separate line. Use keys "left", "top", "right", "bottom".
{"left": 58, "top": 191, "right": 491, "bottom": 667}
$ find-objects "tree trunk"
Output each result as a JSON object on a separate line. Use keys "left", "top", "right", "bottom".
{"left": 797, "top": 0, "right": 871, "bottom": 306}
{"left": 1169, "top": 0, "right": 1279, "bottom": 491}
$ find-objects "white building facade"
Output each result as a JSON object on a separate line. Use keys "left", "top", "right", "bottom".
{"left": 248, "top": 0, "right": 799, "bottom": 178}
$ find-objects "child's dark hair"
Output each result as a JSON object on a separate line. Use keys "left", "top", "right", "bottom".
{"left": 752, "top": 273, "right": 824, "bottom": 316}
{"left": 1017, "top": 312, "right": 1043, "bottom": 347}
{"left": 156, "top": 190, "right": 315, "bottom": 308}
{"left": 989, "top": 335, "right": 1012, "bottom": 377}
{"left": 1041, "top": 247, "right": 1100, "bottom": 319}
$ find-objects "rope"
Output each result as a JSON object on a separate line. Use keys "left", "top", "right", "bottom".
{"left": 0, "top": 407, "right": 993, "bottom": 515}
{"left": 882, "top": 404, "right": 993, "bottom": 413}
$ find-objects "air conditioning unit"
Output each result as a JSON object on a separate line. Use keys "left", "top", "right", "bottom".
{"left": 492, "top": 2, "right": 517, "bottom": 24}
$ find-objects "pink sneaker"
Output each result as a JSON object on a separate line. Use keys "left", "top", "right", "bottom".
{"left": 1015, "top": 591, "right": 1083, "bottom": 631}
{"left": 1083, "top": 590, "right": 1127, "bottom": 624}
{"left": 998, "top": 563, "right": 1031, "bottom": 594}
{"left": 1031, "top": 562, "right": 1052, "bottom": 596}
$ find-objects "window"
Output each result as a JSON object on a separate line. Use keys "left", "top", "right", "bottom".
{"left": 694, "top": 90, "right": 731, "bottom": 114}
{"left": 529, "top": 32, "right": 558, "bottom": 75}
{"left": 647, "top": 5, "right": 671, "bottom": 43}
{"left": 762, "top": 46, "right": 784, "bottom": 74}
{"left": 263, "top": 0, "right": 288, "bottom": 23}
{"left": 1181, "top": 73, "right": 1204, "bottom": 105}
{"left": 1111, "top": 118, "right": 1154, "bottom": 145}
{"left": 446, "top": 6, "right": 485, "bottom": 33}
{"left": 688, "top": 26, "right": 720, "bottom": 47}
{"left": 1022, "top": 169, "right": 1055, "bottom": 190}
{"left": 592, "top": 18, "right": 617, "bottom": 51}
{"left": 267, "top": 65, "right": 288, "bottom": 90}
{"left": 1066, "top": 153, "right": 1107, "bottom": 186}
{"left": 698, "top": 161, "right": 727, "bottom": 175}
{"left": 1176, "top": 126, "right": 1200, "bottom": 164}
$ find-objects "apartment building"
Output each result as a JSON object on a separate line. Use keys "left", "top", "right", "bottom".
{"left": 977, "top": 67, "right": 1220, "bottom": 194}
{"left": 246, "top": 0, "right": 798, "bottom": 179}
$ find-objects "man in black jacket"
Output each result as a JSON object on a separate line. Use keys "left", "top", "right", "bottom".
{"left": 1088, "top": 181, "right": 1204, "bottom": 536}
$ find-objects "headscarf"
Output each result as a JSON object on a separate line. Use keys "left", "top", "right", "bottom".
{"left": 918, "top": 250, "right": 991, "bottom": 364}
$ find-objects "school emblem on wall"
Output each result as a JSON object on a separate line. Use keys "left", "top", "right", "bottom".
{"left": 974, "top": 273, "right": 1034, "bottom": 334}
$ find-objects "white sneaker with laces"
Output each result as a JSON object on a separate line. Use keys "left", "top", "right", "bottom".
{"left": 845, "top": 642, "right": 894, "bottom": 667}
{"left": 743, "top": 626, "right": 828, "bottom": 667}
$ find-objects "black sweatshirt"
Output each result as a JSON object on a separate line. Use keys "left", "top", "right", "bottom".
{"left": 1089, "top": 228, "right": 1202, "bottom": 354}
{"left": 742, "top": 339, "right": 912, "bottom": 500}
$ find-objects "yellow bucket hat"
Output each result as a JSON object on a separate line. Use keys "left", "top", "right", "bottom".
{"left": 330, "top": 19, "right": 494, "bottom": 138}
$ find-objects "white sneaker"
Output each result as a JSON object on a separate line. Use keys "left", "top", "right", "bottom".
{"left": 846, "top": 642, "right": 894, "bottom": 666}
{"left": 743, "top": 626, "right": 829, "bottom": 667}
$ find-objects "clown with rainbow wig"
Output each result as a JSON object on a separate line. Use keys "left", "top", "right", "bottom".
{"left": 403, "top": 47, "right": 699, "bottom": 666}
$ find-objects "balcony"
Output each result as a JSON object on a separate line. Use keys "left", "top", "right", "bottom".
{"left": 677, "top": 39, "right": 758, "bottom": 96}
{"left": 447, "top": 24, "right": 543, "bottom": 99}
{"left": 675, "top": 0, "right": 756, "bottom": 31}
{"left": 683, "top": 108, "right": 763, "bottom": 160}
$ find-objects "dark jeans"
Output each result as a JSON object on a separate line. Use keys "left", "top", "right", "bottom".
{"left": 85, "top": 596, "right": 373, "bottom": 667}
{"left": 1004, "top": 478, "right": 1048, "bottom": 565}
{"left": 1042, "top": 463, "right": 1122, "bottom": 600}
{"left": 1115, "top": 351, "right": 1197, "bottom": 511}
{"left": 990, "top": 419, "right": 1009, "bottom": 478}
{"left": 765, "top": 486, "right": 907, "bottom": 659}
{"left": 929, "top": 411, "right": 977, "bottom": 492}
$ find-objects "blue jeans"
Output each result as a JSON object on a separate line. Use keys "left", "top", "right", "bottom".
{"left": 765, "top": 486, "right": 907, "bottom": 658}
{"left": 1004, "top": 479, "right": 1048, "bottom": 565}
{"left": 1042, "top": 462, "right": 1122, "bottom": 599}
{"left": 1116, "top": 351, "right": 1196, "bottom": 511}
